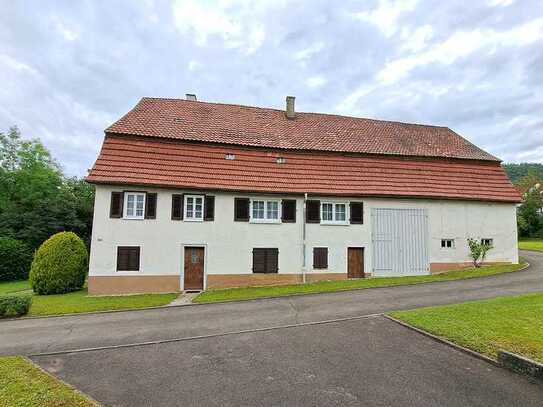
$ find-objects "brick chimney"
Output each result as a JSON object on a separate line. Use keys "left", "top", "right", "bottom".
{"left": 186, "top": 93, "right": 197, "bottom": 101}
{"left": 286, "top": 96, "right": 295, "bottom": 119}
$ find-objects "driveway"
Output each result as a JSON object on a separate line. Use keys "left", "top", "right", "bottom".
{"left": 1, "top": 250, "right": 542, "bottom": 356}
{"left": 32, "top": 316, "right": 543, "bottom": 407}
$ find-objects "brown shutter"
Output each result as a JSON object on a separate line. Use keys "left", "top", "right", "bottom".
{"left": 349, "top": 202, "right": 364, "bottom": 224}
{"left": 234, "top": 198, "right": 250, "bottom": 221}
{"left": 204, "top": 195, "right": 215, "bottom": 221}
{"left": 117, "top": 247, "right": 140, "bottom": 271}
{"left": 172, "top": 194, "right": 184, "bottom": 220}
{"left": 306, "top": 200, "right": 320, "bottom": 223}
{"left": 313, "top": 247, "right": 328, "bottom": 269}
{"left": 266, "top": 248, "right": 279, "bottom": 273}
{"left": 145, "top": 193, "right": 157, "bottom": 219}
{"left": 281, "top": 199, "right": 296, "bottom": 223}
{"left": 110, "top": 192, "right": 123, "bottom": 218}
{"left": 252, "top": 249, "right": 266, "bottom": 273}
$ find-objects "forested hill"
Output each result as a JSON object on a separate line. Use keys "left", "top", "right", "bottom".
{"left": 502, "top": 163, "right": 543, "bottom": 184}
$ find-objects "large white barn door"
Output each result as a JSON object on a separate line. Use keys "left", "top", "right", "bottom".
{"left": 372, "top": 208, "right": 429, "bottom": 276}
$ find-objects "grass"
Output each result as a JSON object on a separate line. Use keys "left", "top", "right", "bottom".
{"left": 0, "top": 280, "right": 31, "bottom": 295}
{"left": 390, "top": 292, "right": 543, "bottom": 363}
{"left": 193, "top": 261, "right": 528, "bottom": 303}
{"left": 0, "top": 356, "right": 98, "bottom": 407}
{"left": 519, "top": 238, "right": 543, "bottom": 252}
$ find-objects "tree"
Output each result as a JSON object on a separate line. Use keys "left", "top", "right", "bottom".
{"left": 467, "top": 238, "right": 493, "bottom": 268}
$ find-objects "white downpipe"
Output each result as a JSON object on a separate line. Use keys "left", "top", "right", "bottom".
{"left": 302, "top": 193, "right": 308, "bottom": 283}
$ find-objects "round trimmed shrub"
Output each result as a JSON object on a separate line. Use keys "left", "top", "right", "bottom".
{"left": 29, "top": 232, "right": 88, "bottom": 295}
{"left": 0, "top": 238, "right": 33, "bottom": 282}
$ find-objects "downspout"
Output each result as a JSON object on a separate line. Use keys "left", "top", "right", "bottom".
{"left": 302, "top": 193, "right": 308, "bottom": 283}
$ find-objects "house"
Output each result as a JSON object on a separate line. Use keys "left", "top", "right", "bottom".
{"left": 86, "top": 95, "right": 521, "bottom": 295}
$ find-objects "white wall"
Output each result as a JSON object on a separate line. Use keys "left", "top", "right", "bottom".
{"left": 89, "top": 185, "right": 518, "bottom": 284}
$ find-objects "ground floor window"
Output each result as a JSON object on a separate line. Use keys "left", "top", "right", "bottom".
{"left": 252, "top": 248, "right": 278, "bottom": 273}
{"left": 441, "top": 239, "right": 455, "bottom": 249}
{"left": 481, "top": 238, "right": 493, "bottom": 246}
{"left": 117, "top": 246, "right": 140, "bottom": 271}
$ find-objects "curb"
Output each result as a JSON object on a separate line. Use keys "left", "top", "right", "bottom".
{"left": 1, "top": 260, "right": 530, "bottom": 322}
{"left": 384, "top": 315, "right": 543, "bottom": 382}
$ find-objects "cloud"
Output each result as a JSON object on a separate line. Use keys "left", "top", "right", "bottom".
{"left": 350, "top": 0, "right": 420, "bottom": 37}
{"left": 306, "top": 76, "right": 327, "bottom": 88}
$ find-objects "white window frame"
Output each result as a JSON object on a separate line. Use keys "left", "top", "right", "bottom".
{"left": 123, "top": 192, "right": 146, "bottom": 220}
{"left": 441, "top": 239, "right": 455, "bottom": 249}
{"left": 321, "top": 202, "right": 349, "bottom": 225}
{"left": 184, "top": 195, "right": 204, "bottom": 222}
{"left": 250, "top": 199, "right": 281, "bottom": 223}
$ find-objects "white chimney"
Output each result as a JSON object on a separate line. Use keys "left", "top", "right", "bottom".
{"left": 186, "top": 93, "right": 197, "bottom": 101}
{"left": 286, "top": 96, "right": 295, "bottom": 119}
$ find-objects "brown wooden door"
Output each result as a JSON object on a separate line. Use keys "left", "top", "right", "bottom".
{"left": 184, "top": 247, "right": 204, "bottom": 290}
{"left": 347, "top": 248, "right": 365, "bottom": 278}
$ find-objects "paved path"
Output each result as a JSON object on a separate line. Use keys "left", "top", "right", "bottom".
{"left": 1, "top": 250, "right": 542, "bottom": 356}
{"left": 32, "top": 316, "right": 543, "bottom": 407}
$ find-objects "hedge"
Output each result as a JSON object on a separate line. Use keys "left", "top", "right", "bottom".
{"left": 0, "top": 238, "right": 33, "bottom": 282}
{"left": 0, "top": 294, "right": 32, "bottom": 318}
{"left": 30, "top": 232, "right": 88, "bottom": 295}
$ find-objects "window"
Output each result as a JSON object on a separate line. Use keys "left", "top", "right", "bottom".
{"left": 321, "top": 202, "right": 348, "bottom": 224}
{"left": 441, "top": 239, "right": 455, "bottom": 249}
{"left": 124, "top": 192, "right": 146, "bottom": 219}
{"left": 117, "top": 246, "right": 140, "bottom": 271}
{"left": 252, "top": 248, "right": 278, "bottom": 273}
{"left": 184, "top": 195, "right": 204, "bottom": 221}
{"left": 250, "top": 199, "right": 281, "bottom": 223}
{"left": 313, "top": 247, "right": 328, "bottom": 269}
{"left": 481, "top": 238, "right": 493, "bottom": 246}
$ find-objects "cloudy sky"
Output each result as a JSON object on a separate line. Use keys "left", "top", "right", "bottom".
{"left": 1, "top": 0, "right": 542, "bottom": 176}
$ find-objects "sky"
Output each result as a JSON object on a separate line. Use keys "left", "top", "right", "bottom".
{"left": 1, "top": 0, "right": 542, "bottom": 176}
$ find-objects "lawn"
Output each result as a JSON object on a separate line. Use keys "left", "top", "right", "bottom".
{"left": 390, "top": 292, "right": 543, "bottom": 363}
{"left": 193, "top": 261, "right": 527, "bottom": 303}
{"left": 519, "top": 238, "right": 543, "bottom": 252}
{"left": 0, "top": 280, "right": 31, "bottom": 295}
{"left": 0, "top": 356, "right": 98, "bottom": 407}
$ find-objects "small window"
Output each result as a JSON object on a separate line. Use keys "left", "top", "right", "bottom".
{"left": 321, "top": 202, "right": 348, "bottom": 224}
{"left": 117, "top": 246, "right": 140, "bottom": 271}
{"left": 441, "top": 239, "right": 455, "bottom": 249}
{"left": 313, "top": 247, "right": 328, "bottom": 269}
{"left": 252, "top": 248, "right": 278, "bottom": 273}
{"left": 481, "top": 238, "right": 493, "bottom": 246}
{"left": 250, "top": 199, "right": 280, "bottom": 223}
{"left": 184, "top": 195, "right": 204, "bottom": 221}
{"left": 124, "top": 192, "right": 146, "bottom": 220}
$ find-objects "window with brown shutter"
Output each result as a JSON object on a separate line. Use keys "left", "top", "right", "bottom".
{"left": 252, "top": 248, "right": 278, "bottom": 273}
{"left": 313, "top": 247, "right": 328, "bottom": 269}
{"left": 117, "top": 246, "right": 140, "bottom": 271}
{"left": 145, "top": 193, "right": 157, "bottom": 219}
{"left": 350, "top": 202, "right": 363, "bottom": 224}
{"left": 204, "top": 195, "right": 215, "bottom": 221}
{"left": 234, "top": 198, "right": 250, "bottom": 221}
{"left": 172, "top": 194, "right": 183, "bottom": 220}
{"left": 281, "top": 199, "right": 296, "bottom": 223}
{"left": 306, "top": 200, "right": 320, "bottom": 223}
{"left": 110, "top": 191, "right": 123, "bottom": 218}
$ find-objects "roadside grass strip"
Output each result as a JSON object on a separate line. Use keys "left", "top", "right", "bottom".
{"left": 194, "top": 261, "right": 528, "bottom": 303}
{"left": 0, "top": 356, "right": 98, "bottom": 407}
{"left": 519, "top": 239, "right": 543, "bottom": 252}
{"left": 389, "top": 292, "right": 543, "bottom": 364}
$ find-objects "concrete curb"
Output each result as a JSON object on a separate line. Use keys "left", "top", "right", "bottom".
{"left": 23, "top": 356, "right": 103, "bottom": 406}
{"left": 1, "top": 259, "right": 530, "bottom": 322}
{"left": 384, "top": 315, "right": 543, "bottom": 382}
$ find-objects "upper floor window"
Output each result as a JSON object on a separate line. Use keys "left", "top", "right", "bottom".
{"left": 321, "top": 202, "right": 347, "bottom": 224}
{"left": 250, "top": 199, "right": 280, "bottom": 223}
{"left": 481, "top": 238, "right": 493, "bottom": 246}
{"left": 441, "top": 239, "right": 455, "bottom": 249}
{"left": 124, "top": 192, "right": 146, "bottom": 219}
{"left": 184, "top": 195, "right": 204, "bottom": 221}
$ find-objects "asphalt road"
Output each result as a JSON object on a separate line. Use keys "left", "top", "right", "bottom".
{"left": 32, "top": 316, "right": 543, "bottom": 407}
{"left": 1, "top": 250, "right": 542, "bottom": 356}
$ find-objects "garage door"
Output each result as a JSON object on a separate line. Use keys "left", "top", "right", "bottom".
{"left": 371, "top": 208, "right": 429, "bottom": 276}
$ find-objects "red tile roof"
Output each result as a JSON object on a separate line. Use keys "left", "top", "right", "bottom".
{"left": 106, "top": 97, "right": 499, "bottom": 161}
{"left": 87, "top": 135, "right": 521, "bottom": 203}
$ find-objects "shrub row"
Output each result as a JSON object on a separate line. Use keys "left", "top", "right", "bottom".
{"left": 0, "top": 294, "right": 32, "bottom": 318}
{"left": 0, "top": 237, "right": 33, "bottom": 282}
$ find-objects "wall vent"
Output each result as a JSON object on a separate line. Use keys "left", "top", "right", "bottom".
{"left": 276, "top": 157, "right": 286, "bottom": 164}
{"left": 225, "top": 153, "right": 236, "bottom": 160}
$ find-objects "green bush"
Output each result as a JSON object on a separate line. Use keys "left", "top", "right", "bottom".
{"left": 0, "top": 238, "right": 33, "bottom": 282}
{"left": 0, "top": 294, "right": 32, "bottom": 318}
{"left": 29, "top": 232, "right": 88, "bottom": 295}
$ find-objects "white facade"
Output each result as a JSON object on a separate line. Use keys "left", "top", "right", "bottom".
{"left": 89, "top": 184, "right": 519, "bottom": 290}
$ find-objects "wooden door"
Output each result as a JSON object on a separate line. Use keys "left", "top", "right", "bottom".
{"left": 184, "top": 247, "right": 204, "bottom": 291}
{"left": 347, "top": 248, "right": 365, "bottom": 278}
